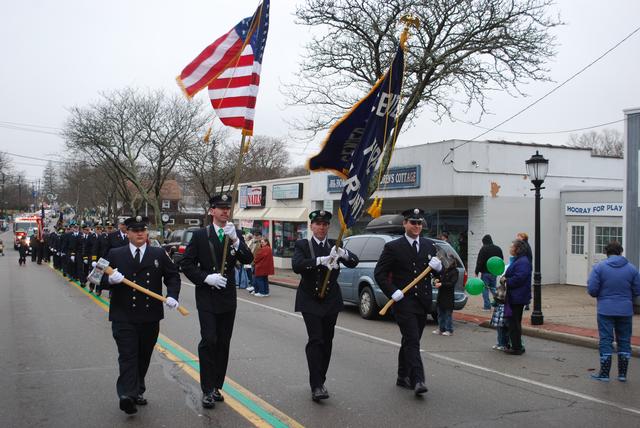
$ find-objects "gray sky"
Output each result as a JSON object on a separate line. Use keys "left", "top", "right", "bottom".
{"left": 1, "top": 0, "right": 639, "bottom": 182}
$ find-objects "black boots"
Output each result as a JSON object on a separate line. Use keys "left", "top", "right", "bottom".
{"left": 591, "top": 354, "right": 612, "bottom": 382}
{"left": 618, "top": 352, "right": 630, "bottom": 382}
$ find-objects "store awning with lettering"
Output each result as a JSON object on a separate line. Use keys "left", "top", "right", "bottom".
{"left": 234, "top": 207, "right": 308, "bottom": 222}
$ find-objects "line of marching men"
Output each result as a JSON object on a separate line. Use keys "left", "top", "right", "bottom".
{"left": 46, "top": 219, "right": 130, "bottom": 295}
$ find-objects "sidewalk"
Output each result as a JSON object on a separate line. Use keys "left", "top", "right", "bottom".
{"left": 270, "top": 268, "right": 640, "bottom": 356}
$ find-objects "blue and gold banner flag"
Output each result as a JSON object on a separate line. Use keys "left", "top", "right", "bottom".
{"left": 310, "top": 46, "right": 404, "bottom": 229}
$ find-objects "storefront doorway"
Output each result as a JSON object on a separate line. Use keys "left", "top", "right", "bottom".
{"left": 566, "top": 222, "right": 589, "bottom": 285}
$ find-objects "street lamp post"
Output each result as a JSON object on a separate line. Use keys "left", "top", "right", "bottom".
{"left": 525, "top": 151, "right": 549, "bottom": 325}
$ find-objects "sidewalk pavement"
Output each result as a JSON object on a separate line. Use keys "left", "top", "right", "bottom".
{"left": 270, "top": 268, "right": 640, "bottom": 356}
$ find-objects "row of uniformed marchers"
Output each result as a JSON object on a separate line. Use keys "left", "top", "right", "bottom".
{"left": 49, "top": 219, "right": 130, "bottom": 296}
{"left": 63, "top": 197, "right": 443, "bottom": 416}
{"left": 292, "top": 207, "right": 442, "bottom": 402}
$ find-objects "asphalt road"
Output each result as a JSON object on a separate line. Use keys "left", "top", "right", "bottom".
{"left": 1, "top": 229, "right": 639, "bottom": 427}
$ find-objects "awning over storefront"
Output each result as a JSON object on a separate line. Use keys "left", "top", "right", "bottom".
{"left": 265, "top": 207, "right": 308, "bottom": 222}
{"left": 234, "top": 207, "right": 308, "bottom": 222}
{"left": 234, "top": 207, "right": 269, "bottom": 220}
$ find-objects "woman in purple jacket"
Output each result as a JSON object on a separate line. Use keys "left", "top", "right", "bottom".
{"left": 587, "top": 241, "right": 640, "bottom": 382}
{"left": 501, "top": 240, "right": 532, "bottom": 355}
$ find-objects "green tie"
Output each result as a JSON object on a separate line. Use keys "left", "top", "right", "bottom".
{"left": 218, "top": 228, "right": 224, "bottom": 242}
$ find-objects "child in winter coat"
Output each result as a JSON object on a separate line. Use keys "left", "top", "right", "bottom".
{"left": 433, "top": 254, "right": 459, "bottom": 336}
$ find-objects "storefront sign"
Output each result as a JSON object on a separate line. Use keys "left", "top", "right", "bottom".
{"left": 246, "top": 186, "right": 267, "bottom": 207}
{"left": 239, "top": 186, "right": 248, "bottom": 209}
{"left": 327, "top": 166, "right": 420, "bottom": 193}
{"left": 272, "top": 183, "right": 303, "bottom": 200}
{"left": 565, "top": 202, "right": 624, "bottom": 217}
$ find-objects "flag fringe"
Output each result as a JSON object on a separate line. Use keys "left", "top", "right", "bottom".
{"left": 175, "top": 76, "right": 193, "bottom": 100}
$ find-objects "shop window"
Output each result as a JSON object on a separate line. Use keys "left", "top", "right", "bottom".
{"left": 571, "top": 225, "right": 584, "bottom": 254}
{"left": 595, "top": 226, "right": 623, "bottom": 254}
{"left": 273, "top": 221, "right": 308, "bottom": 257}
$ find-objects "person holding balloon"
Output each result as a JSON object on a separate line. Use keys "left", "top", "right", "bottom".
{"left": 474, "top": 235, "right": 504, "bottom": 311}
{"left": 501, "top": 240, "right": 532, "bottom": 355}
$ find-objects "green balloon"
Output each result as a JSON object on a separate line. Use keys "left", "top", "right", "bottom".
{"left": 486, "top": 256, "right": 505, "bottom": 276}
{"left": 465, "top": 277, "right": 485, "bottom": 296}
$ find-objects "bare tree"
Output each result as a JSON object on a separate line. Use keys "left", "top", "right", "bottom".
{"left": 568, "top": 128, "right": 624, "bottom": 158}
{"left": 41, "top": 161, "right": 58, "bottom": 201}
{"left": 286, "top": 0, "right": 560, "bottom": 140}
{"left": 236, "top": 136, "right": 291, "bottom": 181}
{"left": 63, "top": 88, "right": 210, "bottom": 226}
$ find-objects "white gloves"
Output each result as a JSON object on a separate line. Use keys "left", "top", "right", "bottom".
{"left": 429, "top": 256, "right": 442, "bottom": 272}
{"left": 91, "top": 261, "right": 97, "bottom": 268}
{"left": 391, "top": 289, "right": 404, "bottom": 302}
{"left": 330, "top": 246, "right": 348, "bottom": 260}
{"left": 165, "top": 297, "right": 179, "bottom": 309}
{"left": 205, "top": 273, "right": 227, "bottom": 289}
{"left": 70, "top": 255, "right": 75, "bottom": 262}
{"left": 108, "top": 268, "right": 124, "bottom": 284}
{"left": 223, "top": 223, "right": 237, "bottom": 242}
{"left": 316, "top": 255, "right": 337, "bottom": 269}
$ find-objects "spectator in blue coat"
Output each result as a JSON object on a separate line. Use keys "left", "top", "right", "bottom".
{"left": 587, "top": 241, "right": 640, "bottom": 382}
{"left": 501, "top": 240, "right": 532, "bottom": 355}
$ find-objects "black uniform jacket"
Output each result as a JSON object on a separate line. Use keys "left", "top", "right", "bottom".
{"left": 179, "top": 225, "right": 253, "bottom": 314}
{"left": 108, "top": 231, "right": 129, "bottom": 249}
{"left": 292, "top": 238, "right": 359, "bottom": 316}
{"left": 101, "top": 245, "right": 180, "bottom": 323}
{"left": 92, "top": 232, "right": 110, "bottom": 261}
{"left": 374, "top": 236, "right": 439, "bottom": 315}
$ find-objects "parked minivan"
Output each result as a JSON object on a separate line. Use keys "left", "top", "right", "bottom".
{"left": 337, "top": 215, "right": 468, "bottom": 320}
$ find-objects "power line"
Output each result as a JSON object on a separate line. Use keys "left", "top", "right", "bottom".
{"left": 443, "top": 24, "right": 640, "bottom": 163}
{"left": 0, "top": 123, "right": 61, "bottom": 136}
{"left": 0, "top": 120, "right": 62, "bottom": 130}
{"left": 1, "top": 151, "right": 66, "bottom": 164}
{"left": 450, "top": 117, "right": 626, "bottom": 135}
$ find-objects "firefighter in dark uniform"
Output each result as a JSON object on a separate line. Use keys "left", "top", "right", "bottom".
{"left": 48, "top": 228, "right": 59, "bottom": 268}
{"left": 59, "top": 225, "right": 70, "bottom": 275}
{"left": 374, "top": 208, "right": 443, "bottom": 396}
{"left": 100, "top": 216, "right": 181, "bottom": 415}
{"left": 108, "top": 219, "right": 130, "bottom": 249}
{"left": 179, "top": 194, "right": 253, "bottom": 409}
{"left": 92, "top": 223, "right": 110, "bottom": 296}
{"left": 66, "top": 223, "right": 80, "bottom": 280}
{"left": 292, "top": 210, "right": 359, "bottom": 402}
{"left": 77, "top": 223, "right": 93, "bottom": 287}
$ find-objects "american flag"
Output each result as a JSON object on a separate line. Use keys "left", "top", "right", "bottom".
{"left": 177, "top": 1, "right": 270, "bottom": 135}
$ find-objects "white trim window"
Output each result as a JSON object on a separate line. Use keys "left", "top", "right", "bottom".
{"left": 167, "top": 218, "right": 175, "bottom": 225}
{"left": 162, "top": 200, "right": 171, "bottom": 209}
{"left": 185, "top": 218, "right": 201, "bottom": 226}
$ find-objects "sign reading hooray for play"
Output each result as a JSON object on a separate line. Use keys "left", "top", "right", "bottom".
{"left": 565, "top": 202, "right": 624, "bottom": 217}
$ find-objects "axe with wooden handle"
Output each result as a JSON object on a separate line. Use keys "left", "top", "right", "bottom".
{"left": 378, "top": 251, "right": 452, "bottom": 316}
{"left": 88, "top": 258, "right": 189, "bottom": 317}
{"left": 378, "top": 266, "right": 433, "bottom": 316}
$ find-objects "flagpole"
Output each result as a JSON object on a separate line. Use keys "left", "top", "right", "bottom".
{"left": 318, "top": 226, "right": 345, "bottom": 299}
{"left": 220, "top": 131, "right": 249, "bottom": 276}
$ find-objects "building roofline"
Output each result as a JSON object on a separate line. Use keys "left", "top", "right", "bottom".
{"left": 396, "top": 139, "right": 591, "bottom": 152}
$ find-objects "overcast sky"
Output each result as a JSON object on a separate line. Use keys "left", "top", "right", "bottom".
{"left": 1, "top": 0, "right": 639, "bottom": 182}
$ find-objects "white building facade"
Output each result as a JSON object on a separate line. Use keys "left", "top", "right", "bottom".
{"left": 306, "top": 140, "right": 624, "bottom": 285}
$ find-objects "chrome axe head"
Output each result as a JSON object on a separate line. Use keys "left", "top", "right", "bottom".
{"left": 88, "top": 258, "right": 110, "bottom": 285}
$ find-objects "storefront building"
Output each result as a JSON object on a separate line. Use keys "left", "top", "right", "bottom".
{"left": 307, "top": 140, "right": 624, "bottom": 285}
{"left": 234, "top": 176, "right": 310, "bottom": 268}
{"left": 560, "top": 190, "right": 623, "bottom": 286}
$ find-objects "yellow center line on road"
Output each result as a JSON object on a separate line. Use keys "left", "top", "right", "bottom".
{"left": 48, "top": 264, "right": 304, "bottom": 427}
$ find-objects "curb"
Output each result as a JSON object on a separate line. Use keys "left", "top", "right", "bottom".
{"left": 478, "top": 320, "right": 640, "bottom": 358}
{"left": 271, "top": 279, "right": 640, "bottom": 357}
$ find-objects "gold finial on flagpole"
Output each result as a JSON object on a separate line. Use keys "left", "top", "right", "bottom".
{"left": 399, "top": 15, "right": 420, "bottom": 49}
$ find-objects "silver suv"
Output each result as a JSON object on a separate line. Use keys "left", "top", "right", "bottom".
{"left": 337, "top": 215, "right": 468, "bottom": 320}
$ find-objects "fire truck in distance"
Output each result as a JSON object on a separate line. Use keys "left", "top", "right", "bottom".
{"left": 13, "top": 215, "right": 39, "bottom": 250}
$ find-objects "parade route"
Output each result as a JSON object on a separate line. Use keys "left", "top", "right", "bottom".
{"left": 2, "top": 230, "right": 640, "bottom": 427}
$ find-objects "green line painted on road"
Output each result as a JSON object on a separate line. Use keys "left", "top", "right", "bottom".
{"left": 156, "top": 338, "right": 289, "bottom": 428}
{"left": 49, "top": 264, "right": 294, "bottom": 428}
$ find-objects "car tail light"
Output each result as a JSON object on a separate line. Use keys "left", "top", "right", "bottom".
{"left": 178, "top": 245, "right": 186, "bottom": 254}
{"left": 463, "top": 271, "right": 468, "bottom": 287}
